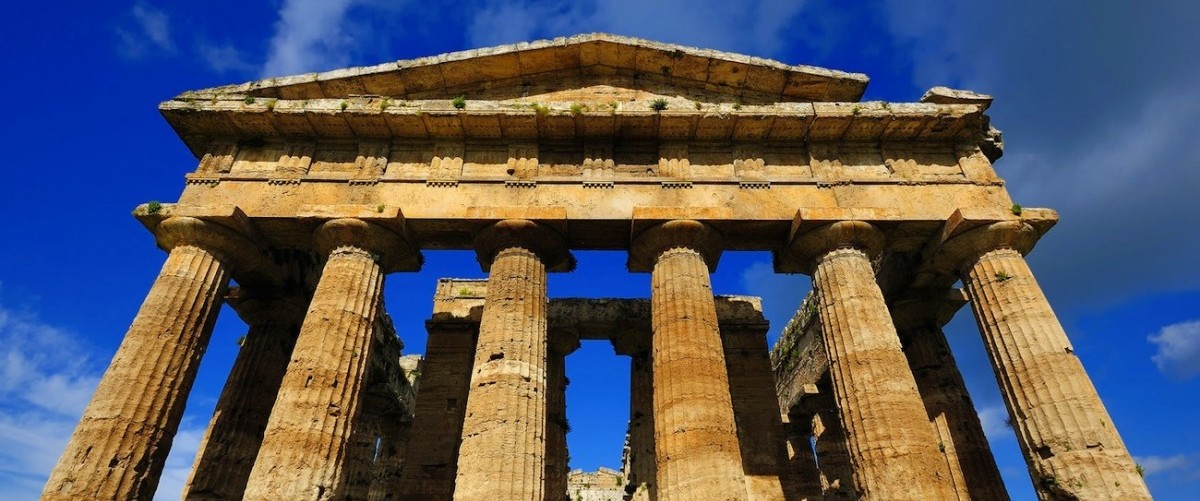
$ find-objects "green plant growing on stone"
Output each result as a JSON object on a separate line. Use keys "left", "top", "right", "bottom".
{"left": 650, "top": 98, "right": 668, "bottom": 111}
{"left": 376, "top": 204, "right": 386, "bottom": 213}
{"left": 1011, "top": 203, "right": 1023, "bottom": 215}
{"left": 732, "top": 101, "right": 743, "bottom": 110}
{"left": 340, "top": 100, "right": 349, "bottom": 111}
{"left": 243, "top": 96, "right": 255, "bottom": 105}
{"left": 265, "top": 99, "right": 277, "bottom": 111}
{"left": 938, "top": 441, "right": 946, "bottom": 452}
{"left": 458, "top": 287, "right": 472, "bottom": 296}
{"left": 693, "top": 101, "right": 702, "bottom": 110}
{"left": 995, "top": 271, "right": 1012, "bottom": 282}
{"left": 380, "top": 97, "right": 392, "bottom": 110}
{"left": 530, "top": 102, "right": 549, "bottom": 115}
{"left": 146, "top": 201, "right": 163, "bottom": 215}
{"left": 1136, "top": 464, "right": 1145, "bottom": 477}
{"left": 851, "top": 105, "right": 862, "bottom": 115}
{"left": 569, "top": 103, "right": 585, "bottom": 116}
{"left": 452, "top": 95, "right": 467, "bottom": 109}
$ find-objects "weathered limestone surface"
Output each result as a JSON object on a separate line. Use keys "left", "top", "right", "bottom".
{"left": 781, "top": 414, "right": 823, "bottom": 500}
{"left": 942, "top": 221, "right": 1152, "bottom": 500}
{"left": 811, "top": 406, "right": 854, "bottom": 500}
{"left": 625, "top": 352, "right": 657, "bottom": 501}
{"left": 42, "top": 217, "right": 252, "bottom": 501}
{"left": 893, "top": 296, "right": 1009, "bottom": 501}
{"left": 631, "top": 220, "right": 747, "bottom": 501}
{"left": 244, "top": 218, "right": 411, "bottom": 500}
{"left": 454, "top": 220, "right": 571, "bottom": 501}
{"left": 722, "top": 326, "right": 792, "bottom": 501}
{"left": 790, "top": 221, "right": 954, "bottom": 500}
{"left": 396, "top": 326, "right": 476, "bottom": 500}
{"left": 567, "top": 468, "right": 626, "bottom": 501}
{"left": 546, "top": 344, "right": 572, "bottom": 501}
{"left": 183, "top": 292, "right": 307, "bottom": 500}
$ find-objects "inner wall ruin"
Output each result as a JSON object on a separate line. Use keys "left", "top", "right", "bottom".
{"left": 41, "top": 34, "right": 1150, "bottom": 500}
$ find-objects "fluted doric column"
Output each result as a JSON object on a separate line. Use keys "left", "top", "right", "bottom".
{"left": 454, "top": 219, "right": 573, "bottom": 501}
{"left": 545, "top": 333, "right": 576, "bottom": 501}
{"left": 629, "top": 220, "right": 746, "bottom": 501}
{"left": 42, "top": 216, "right": 258, "bottom": 501}
{"left": 892, "top": 295, "right": 1009, "bottom": 501}
{"left": 183, "top": 291, "right": 308, "bottom": 500}
{"left": 810, "top": 407, "right": 854, "bottom": 499}
{"left": 786, "top": 221, "right": 954, "bottom": 500}
{"left": 722, "top": 324, "right": 791, "bottom": 501}
{"left": 244, "top": 218, "right": 419, "bottom": 500}
{"left": 782, "top": 413, "right": 823, "bottom": 500}
{"left": 368, "top": 418, "right": 410, "bottom": 501}
{"left": 626, "top": 350, "right": 657, "bottom": 501}
{"left": 397, "top": 325, "right": 476, "bottom": 501}
{"left": 936, "top": 221, "right": 1151, "bottom": 500}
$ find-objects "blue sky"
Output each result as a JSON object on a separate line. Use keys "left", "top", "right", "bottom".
{"left": 1, "top": 1, "right": 1198, "bottom": 500}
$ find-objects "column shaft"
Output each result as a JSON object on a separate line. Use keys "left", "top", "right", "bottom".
{"left": 369, "top": 420, "right": 410, "bottom": 501}
{"left": 344, "top": 410, "right": 381, "bottom": 500}
{"left": 782, "top": 414, "right": 823, "bottom": 501}
{"left": 651, "top": 248, "right": 746, "bottom": 501}
{"left": 723, "top": 328, "right": 790, "bottom": 501}
{"left": 811, "top": 409, "right": 853, "bottom": 499}
{"left": 42, "top": 244, "right": 229, "bottom": 501}
{"left": 184, "top": 297, "right": 302, "bottom": 500}
{"left": 454, "top": 247, "right": 549, "bottom": 501}
{"left": 244, "top": 247, "right": 385, "bottom": 500}
{"left": 544, "top": 349, "right": 568, "bottom": 501}
{"left": 627, "top": 353, "right": 656, "bottom": 501}
{"left": 812, "top": 248, "right": 953, "bottom": 499}
{"left": 901, "top": 322, "right": 1008, "bottom": 500}
{"left": 963, "top": 248, "right": 1150, "bottom": 499}
{"left": 396, "top": 327, "right": 475, "bottom": 501}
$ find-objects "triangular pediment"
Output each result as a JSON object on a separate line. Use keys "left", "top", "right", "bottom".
{"left": 179, "top": 33, "right": 869, "bottom": 104}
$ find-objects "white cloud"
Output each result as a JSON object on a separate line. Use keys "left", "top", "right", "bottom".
{"left": 153, "top": 424, "right": 206, "bottom": 501}
{"left": 1149, "top": 320, "right": 1200, "bottom": 380}
{"left": 1136, "top": 454, "right": 1190, "bottom": 477}
{"left": 977, "top": 404, "right": 1013, "bottom": 443}
{"left": 196, "top": 40, "right": 256, "bottom": 75}
{"left": 0, "top": 301, "right": 102, "bottom": 500}
{"left": 260, "top": 0, "right": 365, "bottom": 77}
{"left": 116, "top": 2, "right": 176, "bottom": 59}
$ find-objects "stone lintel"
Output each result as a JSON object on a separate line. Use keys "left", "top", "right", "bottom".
{"left": 425, "top": 287, "right": 768, "bottom": 356}
{"left": 135, "top": 203, "right": 264, "bottom": 250}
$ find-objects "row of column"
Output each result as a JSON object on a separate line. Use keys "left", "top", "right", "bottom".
{"left": 41, "top": 215, "right": 1152, "bottom": 501}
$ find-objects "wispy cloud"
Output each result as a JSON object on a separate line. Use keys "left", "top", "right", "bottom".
{"left": 1137, "top": 454, "right": 1191, "bottom": 477}
{"left": 977, "top": 404, "right": 1014, "bottom": 443}
{"left": 116, "top": 2, "right": 176, "bottom": 60}
{"left": 0, "top": 299, "right": 102, "bottom": 500}
{"left": 1149, "top": 320, "right": 1200, "bottom": 381}
{"left": 260, "top": 0, "right": 365, "bottom": 77}
{"left": 196, "top": 39, "right": 257, "bottom": 75}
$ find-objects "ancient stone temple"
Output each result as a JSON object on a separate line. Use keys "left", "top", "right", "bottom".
{"left": 41, "top": 34, "right": 1150, "bottom": 500}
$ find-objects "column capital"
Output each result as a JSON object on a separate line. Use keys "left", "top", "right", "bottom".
{"left": 779, "top": 220, "right": 883, "bottom": 275}
{"left": 889, "top": 289, "right": 968, "bottom": 332}
{"left": 314, "top": 218, "right": 421, "bottom": 272}
{"left": 225, "top": 287, "right": 310, "bottom": 328}
{"left": 473, "top": 219, "right": 574, "bottom": 272}
{"left": 930, "top": 220, "right": 1039, "bottom": 276}
{"left": 156, "top": 216, "right": 263, "bottom": 272}
{"left": 628, "top": 219, "right": 723, "bottom": 273}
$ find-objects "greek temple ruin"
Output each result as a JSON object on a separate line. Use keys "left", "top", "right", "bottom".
{"left": 41, "top": 34, "right": 1151, "bottom": 500}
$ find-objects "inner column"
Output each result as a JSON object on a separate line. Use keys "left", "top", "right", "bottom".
{"left": 629, "top": 219, "right": 747, "bottom": 501}
{"left": 453, "top": 220, "right": 573, "bottom": 501}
